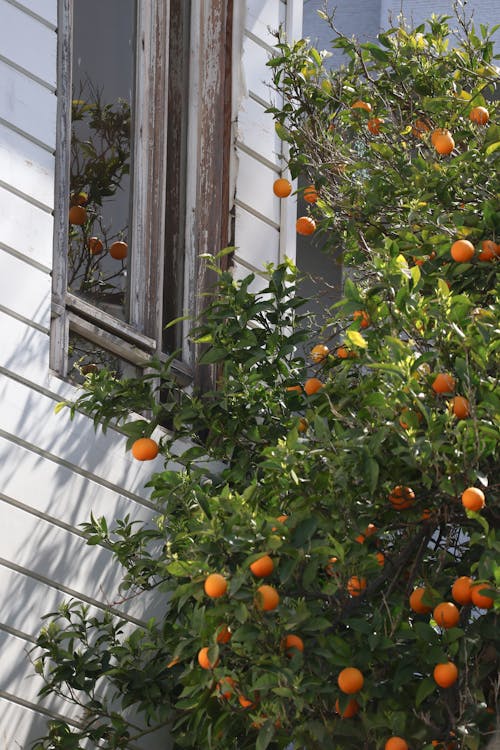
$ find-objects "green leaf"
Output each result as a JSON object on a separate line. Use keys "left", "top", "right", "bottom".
{"left": 256, "top": 721, "right": 275, "bottom": 750}
{"left": 198, "top": 347, "right": 228, "bottom": 364}
{"left": 485, "top": 141, "right": 500, "bottom": 155}
{"left": 415, "top": 677, "right": 436, "bottom": 707}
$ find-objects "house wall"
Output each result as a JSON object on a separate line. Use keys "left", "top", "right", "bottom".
{"left": 0, "top": 0, "right": 300, "bottom": 746}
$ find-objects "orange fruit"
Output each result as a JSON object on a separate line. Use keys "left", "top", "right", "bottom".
{"left": 451, "top": 396, "right": 470, "bottom": 419}
{"left": 204, "top": 573, "right": 228, "bottom": 599}
{"left": 399, "top": 407, "right": 422, "bottom": 429}
{"left": 304, "top": 377, "right": 323, "bottom": 395}
{"left": 304, "top": 185, "right": 318, "bottom": 203}
{"left": 198, "top": 647, "right": 219, "bottom": 669}
{"left": 336, "top": 346, "right": 349, "bottom": 359}
{"left": 461, "top": 487, "right": 485, "bottom": 511}
{"left": 272, "top": 514, "right": 288, "bottom": 532}
{"left": 433, "top": 661, "right": 458, "bottom": 687}
{"left": 216, "top": 624, "right": 232, "bottom": 644}
{"left": 296, "top": 216, "right": 316, "bottom": 235}
{"left": 351, "top": 100, "right": 372, "bottom": 112}
{"left": 432, "top": 373, "right": 456, "bottom": 394}
{"left": 450, "top": 239, "right": 474, "bottom": 262}
{"left": 338, "top": 667, "right": 364, "bottom": 694}
{"left": 451, "top": 576, "right": 473, "bottom": 605}
{"left": 335, "top": 697, "right": 359, "bottom": 718}
{"left": 255, "top": 584, "right": 279, "bottom": 611}
{"left": 283, "top": 634, "right": 304, "bottom": 654}
{"left": 353, "top": 310, "right": 370, "bottom": 328}
{"left": 478, "top": 240, "right": 497, "bottom": 261}
{"left": 367, "top": 117, "right": 384, "bottom": 134}
{"left": 385, "top": 737, "right": 408, "bottom": 750}
{"left": 238, "top": 692, "right": 258, "bottom": 709}
{"left": 469, "top": 106, "right": 489, "bottom": 125}
{"left": 409, "top": 587, "right": 433, "bottom": 614}
{"left": 389, "top": 485, "right": 415, "bottom": 510}
{"left": 88, "top": 236, "right": 103, "bottom": 255}
{"left": 298, "top": 417, "right": 308, "bottom": 433}
{"left": 69, "top": 205, "right": 87, "bottom": 225}
{"left": 412, "top": 118, "right": 431, "bottom": 138}
{"left": 250, "top": 555, "right": 274, "bottom": 578}
{"left": 109, "top": 240, "right": 128, "bottom": 260}
{"left": 131, "top": 437, "right": 159, "bottom": 461}
{"left": 421, "top": 508, "right": 433, "bottom": 521}
{"left": 310, "top": 343, "right": 329, "bottom": 362}
{"left": 286, "top": 385, "right": 302, "bottom": 393}
{"left": 470, "top": 582, "right": 494, "bottom": 609}
{"left": 347, "top": 576, "right": 367, "bottom": 597}
{"left": 217, "top": 676, "right": 236, "bottom": 700}
{"left": 355, "top": 523, "right": 376, "bottom": 543}
{"left": 433, "top": 602, "right": 460, "bottom": 629}
{"left": 375, "top": 551, "right": 385, "bottom": 567}
{"left": 432, "top": 129, "right": 455, "bottom": 155}
{"left": 273, "top": 178, "right": 292, "bottom": 198}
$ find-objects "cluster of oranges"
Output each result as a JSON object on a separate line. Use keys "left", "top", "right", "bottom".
{"left": 68, "top": 191, "right": 128, "bottom": 260}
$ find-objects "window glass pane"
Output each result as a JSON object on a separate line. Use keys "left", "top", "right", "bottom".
{"left": 68, "top": 333, "right": 139, "bottom": 385}
{"left": 69, "top": 0, "right": 136, "bottom": 322}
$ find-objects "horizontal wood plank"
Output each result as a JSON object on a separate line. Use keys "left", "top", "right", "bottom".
{"left": 235, "top": 148, "right": 281, "bottom": 225}
{"left": 0, "top": 122, "right": 55, "bottom": 208}
{"left": 0, "top": 59, "right": 57, "bottom": 149}
{"left": 0, "top": 186, "right": 54, "bottom": 267}
{"left": 0, "top": 0, "right": 57, "bottom": 88}
{"left": 0, "top": 252, "right": 51, "bottom": 328}
{"left": 246, "top": 0, "right": 285, "bottom": 46}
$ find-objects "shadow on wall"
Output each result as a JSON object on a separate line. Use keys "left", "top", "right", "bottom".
{"left": 0, "top": 310, "right": 171, "bottom": 748}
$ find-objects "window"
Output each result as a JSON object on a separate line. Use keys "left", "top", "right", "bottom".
{"left": 51, "top": 0, "right": 233, "bottom": 388}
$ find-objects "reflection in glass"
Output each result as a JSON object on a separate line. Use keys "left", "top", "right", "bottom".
{"left": 68, "top": 0, "right": 136, "bottom": 322}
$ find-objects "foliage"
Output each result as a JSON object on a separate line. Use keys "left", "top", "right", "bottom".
{"left": 34, "top": 11, "right": 499, "bottom": 750}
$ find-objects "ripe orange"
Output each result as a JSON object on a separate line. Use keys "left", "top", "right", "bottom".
{"left": 432, "top": 129, "right": 455, "bottom": 155}
{"left": 461, "top": 487, "right": 485, "bottom": 511}
{"left": 433, "top": 661, "right": 458, "bottom": 688}
{"left": 409, "top": 587, "right": 432, "bottom": 614}
{"left": 375, "top": 551, "right": 385, "bottom": 567}
{"left": 273, "top": 178, "right": 292, "bottom": 198}
{"left": 367, "top": 117, "right": 384, "bottom": 134}
{"left": 451, "top": 576, "right": 473, "bottom": 605}
{"left": 470, "top": 582, "right": 494, "bottom": 609}
{"left": 338, "top": 667, "right": 364, "bottom": 694}
{"left": 385, "top": 737, "right": 408, "bottom": 750}
{"left": 69, "top": 205, "right": 87, "bottom": 225}
{"left": 238, "top": 692, "right": 259, "bottom": 709}
{"left": 298, "top": 417, "right": 308, "bottom": 433}
{"left": 216, "top": 624, "right": 232, "bottom": 644}
{"left": 109, "top": 240, "right": 128, "bottom": 260}
{"left": 335, "top": 697, "right": 359, "bottom": 718}
{"left": 450, "top": 239, "right": 474, "bottom": 262}
{"left": 250, "top": 555, "right": 274, "bottom": 578}
{"left": 421, "top": 508, "right": 433, "bottom": 521}
{"left": 389, "top": 485, "right": 415, "bottom": 510}
{"left": 432, "top": 373, "right": 456, "bottom": 394}
{"left": 304, "top": 377, "right": 323, "bottom": 395}
{"left": 347, "top": 576, "right": 367, "bottom": 597}
{"left": 296, "top": 216, "right": 316, "bottom": 235}
{"left": 336, "top": 346, "right": 349, "bottom": 359}
{"left": 204, "top": 573, "right": 228, "bottom": 598}
{"left": 131, "top": 437, "right": 159, "bottom": 461}
{"left": 433, "top": 602, "right": 460, "bottom": 629}
{"left": 272, "top": 514, "right": 288, "bottom": 532}
{"left": 255, "top": 584, "right": 279, "bottom": 611}
{"left": 478, "top": 240, "right": 497, "bottom": 261}
{"left": 310, "top": 343, "right": 329, "bottom": 362}
{"left": 304, "top": 185, "right": 318, "bottom": 203}
{"left": 351, "top": 100, "right": 372, "bottom": 112}
{"left": 469, "top": 106, "right": 489, "bottom": 125}
{"left": 283, "top": 634, "right": 304, "bottom": 654}
{"left": 88, "top": 236, "right": 103, "bottom": 255}
{"left": 217, "top": 676, "right": 236, "bottom": 700}
{"left": 451, "top": 396, "right": 470, "bottom": 419}
{"left": 198, "top": 647, "right": 219, "bottom": 669}
{"left": 355, "top": 523, "right": 376, "bottom": 543}
{"left": 353, "top": 310, "right": 370, "bottom": 328}
{"left": 412, "top": 118, "right": 431, "bottom": 138}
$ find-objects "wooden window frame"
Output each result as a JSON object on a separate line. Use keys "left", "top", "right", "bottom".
{"left": 50, "top": 0, "right": 233, "bottom": 390}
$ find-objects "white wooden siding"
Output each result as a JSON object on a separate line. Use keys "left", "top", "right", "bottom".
{"left": 0, "top": 1, "right": 169, "bottom": 745}
{"left": 232, "top": 0, "right": 303, "bottom": 280}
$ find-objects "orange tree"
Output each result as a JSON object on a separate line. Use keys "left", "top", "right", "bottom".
{"left": 33, "top": 13, "right": 498, "bottom": 750}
